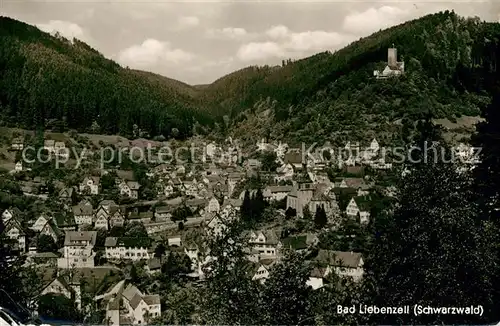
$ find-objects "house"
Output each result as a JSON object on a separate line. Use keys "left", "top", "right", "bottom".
{"left": 44, "top": 140, "right": 55, "bottom": 153}
{"left": 283, "top": 150, "right": 303, "bottom": 170}
{"left": 207, "top": 197, "right": 220, "bottom": 213}
{"left": 31, "top": 214, "right": 52, "bottom": 232}
{"left": 57, "top": 231, "right": 97, "bottom": 269}
{"left": 154, "top": 206, "right": 172, "bottom": 221}
{"left": 59, "top": 187, "right": 74, "bottom": 201}
{"left": 346, "top": 196, "right": 371, "bottom": 224}
{"left": 245, "top": 159, "right": 262, "bottom": 171}
{"left": 40, "top": 276, "right": 82, "bottom": 310}
{"left": 374, "top": 46, "right": 405, "bottom": 79}
{"left": 73, "top": 204, "right": 93, "bottom": 226}
{"left": 263, "top": 185, "right": 292, "bottom": 202}
{"left": 79, "top": 176, "right": 100, "bottom": 195}
{"left": 4, "top": 219, "right": 26, "bottom": 252}
{"left": 338, "top": 178, "right": 370, "bottom": 196}
{"left": 145, "top": 258, "right": 162, "bottom": 275}
{"left": 55, "top": 141, "right": 69, "bottom": 159}
{"left": 314, "top": 250, "right": 364, "bottom": 282}
{"left": 109, "top": 208, "right": 125, "bottom": 228}
{"left": 14, "top": 161, "right": 23, "bottom": 172}
{"left": 250, "top": 260, "right": 276, "bottom": 284}
{"left": 103, "top": 283, "right": 161, "bottom": 325}
{"left": 279, "top": 235, "right": 309, "bottom": 252}
{"left": 11, "top": 137, "right": 24, "bottom": 150}
{"left": 119, "top": 181, "right": 140, "bottom": 199}
{"left": 40, "top": 220, "right": 60, "bottom": 243}
{"left": 307, "top": 267, "right": 329, "bottom": 290}
{"left": 167, "top": 236, "right": 182, "bottom": 247}
{"left": 2, "top": 207, "right": 22, "bottom": 224}
{"left": 104, "top": 237, "right": 152, "bottom": 261}
{"left": 248, "top": 230, "right": 280, "bottom": 259}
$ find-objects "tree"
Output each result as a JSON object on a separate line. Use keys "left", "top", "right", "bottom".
{"left": 472, "top": 86, "right": 500, "bottom": 321}
{"left": 365, "top": 119, "right": 496, "bottom": 324}
{"left": 38, "top": 293, "right": 81, "bottom": 322}
{"left": 154, "top": 242, "right": 167, "bottom": 261}
{"left": 124, "top": 222, "right": 148, "bottom": 238}
{"left": 261, "top": 251, "right": 312, "bottom": 325}
{"left": 198, "top": 219, "right": 261, "bottom": 324}
{"left": 260, "top": 152, "right": 279, "bottom": 172}
{"left": 0, "top": 218, "right": 31, "bottom": 319}
{"left": 240, "top": 190, "right": 252, "bottom": 221}
{"left": 36, "top": 234, "right": 57, "bottom": 252}
{"left": 285, "top": 207, "right": 296, "bottom": 219}
{"left": 314, "top": 206, "right": 327, "bottom": 229}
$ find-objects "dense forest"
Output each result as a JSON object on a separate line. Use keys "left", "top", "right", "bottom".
{"left": 0, "top": 16, "right": 213, "bottom": 139}
{"left": 0, "top": 11, "right": 499, "bottom": 142}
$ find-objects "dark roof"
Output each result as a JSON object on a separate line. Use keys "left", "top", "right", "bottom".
{"left": 284, "top": 151, "right": 303, "bottom": 164}
{"left": 314, "top": 250, "right": 363, "bottom": 268}
{"left": 281, "top": 236, "right": 308, "bottom": 250}
{"left": 354, "top": 196, "right": 371, "bottom": 211}
{"left": 64, "top": 231, "right": 97, "bottom": 246}
{"left": 105, "top": 237, "right": 152, "bottom": 248}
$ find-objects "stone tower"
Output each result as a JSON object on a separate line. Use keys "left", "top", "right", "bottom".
{"left": 388, "top": 45, "right": 397, "bottom": 68}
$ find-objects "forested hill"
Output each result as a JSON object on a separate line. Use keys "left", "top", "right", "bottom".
{"left": 0, "top": 12, "right": 499, "bottom": 141}
{"left": 204, "top": 11, "right": 499, "bottom": 144}
{"left": 0, "top": 16, "right": 212, "bottom": 139}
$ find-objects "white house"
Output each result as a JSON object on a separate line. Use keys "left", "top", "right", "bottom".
{"left": 314, "top": 250, "right": 364, "bottom": 282}
{"left": 263, "top": 185, "right": 292, "bottom": 202}
{"left": 248, "top": 230, "right": 280, "bottom": 259}
{"left": 346, "top": 196, "right": 371, "bottom": 224}
{"left": 207, "top": 197, "right": 220, "bottom": 213}
{"left": 104, "top": 237, "right": 152, "bottom": 261}
{"left": 57, "top": 231, "right": 97, "bottom": 269}
{"left": 72, "top": 204, "right": 93, "bottom": 226}
{"left": 4, "top": 219, "right": 26, "bottom": 252}
{"left": 79, "top": 177, "right": 100, "bottom": 195}
{"left": 103, "top": 283, "right": 161, "bottom": 326}
{"left": 41, "top": 277, "right": 82, "bottom": 310}
{"left": 119, "top": 181, "right": 140, "bottom": 199}
{"left": 31, "top": 214, "right": 51, "bottom": 232}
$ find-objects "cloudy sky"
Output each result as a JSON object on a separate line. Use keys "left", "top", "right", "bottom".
{"left": 2, "top": 0, "right": 498, "bottom": 85}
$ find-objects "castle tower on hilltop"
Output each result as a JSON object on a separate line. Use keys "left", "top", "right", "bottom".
{"left": 374, "top": 44, "right": 405, "bottom": 79}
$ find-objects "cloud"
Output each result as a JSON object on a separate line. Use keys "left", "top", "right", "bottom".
{"left": 285, "top": 31, "right": 350, "bottom": 51}
{"left": 177, "top": 16, "right": 200, "bottom": 29}
{"left": 117, "top": 39, "right": 194, "bottom": 67}
{"left": 205, "top": 27, "right": 249, "bottom": 40}
{"left": 237, "top": 25, "right": 353, "bottom": 61}
{"left": 342, "top": 6, "right": 411, "bottom": 35}
{"left": 237, "top": 42, "right": 285, "bottom": 61}
{"left": 265, "top": 25, "right": 289, "bottom": 39}
{"left": 36, "top": 20, "right": 87, "bottom": 41}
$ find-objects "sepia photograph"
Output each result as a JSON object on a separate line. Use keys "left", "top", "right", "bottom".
{"left": 0, "top": 0, "right": 499, "bottom": 325}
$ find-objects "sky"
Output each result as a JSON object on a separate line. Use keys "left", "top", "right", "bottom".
{"left": 2, "top": 0, "right": 498, "bottom": 85}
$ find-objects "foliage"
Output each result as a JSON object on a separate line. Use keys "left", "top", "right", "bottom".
{"left": 313, "top": 206, "right": 327, "bottom": 229}
{"left": 364, "top": 119, "right": 496, "bottom": 324}
{"left": 36, "top": 234, "right": 57, "bottom": 252}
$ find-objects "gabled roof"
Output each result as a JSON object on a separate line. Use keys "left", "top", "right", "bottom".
{"left": 353, "top": 196, "right": 371, "bottom": 212}
{"left": 284, "top": 151, "right": 303, "bottom": 164}
{"left": 265, "top": 185, "right": 293, "bottom": 193}
{"left": 72, "top": 205, "right": 93, "bottom": 216}
{"left": 281, "top": 235, "right": 308, "bottom": 250}
{"left": 340, "top": 178, "right": 368, "bottom": 189}
{"left": 105, "top": 237, "right": 152, "bottom": 248}
{"left": 314, "top": 250, "right": 363, "bottom": 268}
{"left": 64, "top": 231, "right": 97, "bottom": 246}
